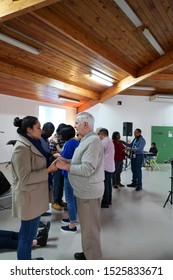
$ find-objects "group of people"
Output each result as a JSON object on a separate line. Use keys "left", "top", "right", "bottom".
{"left": 3, "top": 110, "right": 158, "bottom": 260}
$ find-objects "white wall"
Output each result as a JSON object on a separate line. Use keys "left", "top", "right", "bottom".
{"left": 86, "top": 95, "right": 173, "bottom": 150}
{"left": 0, "top": 94, "right": 76, "bottom": 163}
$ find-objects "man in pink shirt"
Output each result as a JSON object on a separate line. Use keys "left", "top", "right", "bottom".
{"left": 99, "top": 128, "right": 115, "bottom": 208}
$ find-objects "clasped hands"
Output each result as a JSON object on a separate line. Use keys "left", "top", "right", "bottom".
{"left": 53, "top": 156, "right": 71, "bottom": 171}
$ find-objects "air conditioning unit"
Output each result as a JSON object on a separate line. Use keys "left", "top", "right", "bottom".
{"left": 150, "top": 94, "right": 173, "bottom": 102}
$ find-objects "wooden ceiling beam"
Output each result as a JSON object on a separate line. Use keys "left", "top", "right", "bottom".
{"left": 0, "top": 60, "right": 99, "bottom": 100}
{"left": 0, "top": 0, "right": 60, "bottom": 22}
{"left": 99, "top": 49, "right": 173, "bottom": 102}
{"left": 148, "top": 73, "right": 173, "bottom": 81}
{"left": 33, "top": 8, "right": 136, "bottom": 77}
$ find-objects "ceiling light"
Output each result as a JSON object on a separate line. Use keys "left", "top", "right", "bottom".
{"left": 143, "top": 29, "right": 165, "bottom": 55}
{"left": 90, "top": 70, "right": 113, "bottom": 86}
{"left": 58, "top": 97, "right": 80, "bottom": 103}
{"left": 130, "top": 86, "right": 155, "bottom": 91}
{"left": 91, "top": 70, "right": 114, "bottom": 83}
{"left": 90, "top": 74, "right": 113, "bottom": 86}
{"left": 113, "top": 0, "right": 142, "bottom": 27}
{"left": 0, "top": 33, "right": 41, "bottom": 55}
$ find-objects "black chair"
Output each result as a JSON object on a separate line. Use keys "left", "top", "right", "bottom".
{"left": 6, "top": 140, "right": 17, "bottom": 167}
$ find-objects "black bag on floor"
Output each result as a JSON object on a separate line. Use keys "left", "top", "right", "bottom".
{"left": 0, "top": 171, "right": 11, "bottom": 196}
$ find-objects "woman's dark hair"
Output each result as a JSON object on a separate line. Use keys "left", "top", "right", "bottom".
{"left": 13, "top": 116, "right": 38, "bottom": 134}
{"left": 60, "top": 125, "right": 75, "bottom": 141}
{"left": 112, "top": 131, "right": 120, "bottom": 140}
{"left": 56, "top": 123, "right": 67, "bottom": 134}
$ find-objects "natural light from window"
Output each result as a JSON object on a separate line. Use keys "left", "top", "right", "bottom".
{"left": 39, "top": 105, "right": 66, "bottom": 130}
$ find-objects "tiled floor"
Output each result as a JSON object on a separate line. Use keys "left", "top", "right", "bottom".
{"left": 0, "top": 163, "right": 173, "bottom": 260}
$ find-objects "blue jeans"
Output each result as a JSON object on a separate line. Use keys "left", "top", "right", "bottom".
{"left": 131, "top": 154, "right": 144, "bottom": 187}
{"left": 64, "top": 176, "right": 77, "bottom": 223}
{"left": 102, "top": 171, "right": 112, "bottom": 206}
{"left": 17, "top": 216, "right": 40, "bottom": 260}
{"left": 52, "top": 169, "right": 64, "bottom": 203}
{"left": 0, "top": 230, "right": 18, "bottom": 250}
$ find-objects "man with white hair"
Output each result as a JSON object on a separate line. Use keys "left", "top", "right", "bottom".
{"left": 56, "top": 112, "right": 104, "bottom": 260}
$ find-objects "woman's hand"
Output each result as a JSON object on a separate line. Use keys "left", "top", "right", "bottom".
{"left": 47, "top": 161, "right": 58, "bottom": 173}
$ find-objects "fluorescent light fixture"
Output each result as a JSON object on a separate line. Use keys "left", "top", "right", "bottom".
{"left": 0, "top": 33, "right": 41, "bottom": 55}
{"left": 58, "top": 97, "right": 80, "bottom": 103}
{"left": 90, "top": 74, "right": 113, "bottom": 86}
{"left": 150, "top": 94, "right": 173, "bottom": 102}
{"left": 130, "top": 86, "right": 155, "bottom": 91}
{"left": 90, "top": 70, "right": 113, "bottom": 86}
{"left": 143, "top": 28, "right": 165, "bottom": 55}
{"left": 113, "top": 0, "right": 142, "bottom": 27}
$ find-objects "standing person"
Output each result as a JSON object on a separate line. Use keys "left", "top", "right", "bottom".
{"left": 56, "top": 112, "right": 104, "bottom": 260}
{"left": 112, "top": 131, "right": 126, "bottom": 188}
{"left": 60, "top": 125, "right": 80, "bottom": 233}
{"left": 122, "top": 128, "right": 146, "bottom": 191}
{"left": 98, "top": 128, "right": 115, "bottom": 208}
{"left": 40, "top": 122, "right": 55, "bottom": 153}
{"left": 11, "top": 116, "right": 57, "bottom": 260}
{"left": 40, "top": 122, "right": 55, "bottom": 217}
{"left": 49, "top": 123, "right": 67, "bottom": 211}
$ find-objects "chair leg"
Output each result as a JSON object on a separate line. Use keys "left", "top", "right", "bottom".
{"left": 6, "top": 162, "right": 11, "bottom": 168}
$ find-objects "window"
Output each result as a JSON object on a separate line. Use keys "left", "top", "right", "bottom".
{"left": 39, "top": 105, "right": 66, "bottom": 129}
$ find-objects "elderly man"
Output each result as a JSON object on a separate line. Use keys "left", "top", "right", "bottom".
{"left": 56, "top": 112, "right": 104, "bottom": 260}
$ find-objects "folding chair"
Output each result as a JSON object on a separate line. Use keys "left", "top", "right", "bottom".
{"left": 148, "top": 153, "right": 160, "bottom": 170}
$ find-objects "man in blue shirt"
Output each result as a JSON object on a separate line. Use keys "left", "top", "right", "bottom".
{"left": 122, "top": 128, "right": 146, "bottom": 191}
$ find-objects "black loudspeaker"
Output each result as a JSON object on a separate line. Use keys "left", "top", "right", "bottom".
{"left": 123, "top": 122, "right": 133, "bottom": 136}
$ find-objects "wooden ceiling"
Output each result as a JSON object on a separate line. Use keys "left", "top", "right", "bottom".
{"left": 1, "top": 0, "right": 173, "bottom": 112}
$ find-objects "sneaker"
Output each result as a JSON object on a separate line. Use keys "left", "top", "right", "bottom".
{"left": 61, "top": 225, "right": 77, "bottom": 233}
{"left": 59, "top": 200, "right": 67, "bottom": 207}
{"left": 61, "top": 218, "right": 70, "bottom": 225}
{"left": 52, "top": 203, "right": 63, "bottom": 211}
{"left": 74, "top": 252, "right": 86, "bottom": 260}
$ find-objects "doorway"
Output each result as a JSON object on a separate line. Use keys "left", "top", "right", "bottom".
{"left": 151, "top": 126, "right": 173, "bottom": 163}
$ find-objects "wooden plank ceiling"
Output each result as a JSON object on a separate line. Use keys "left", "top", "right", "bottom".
{"left": 1, "top": 0, "right": 173, "bottom": 111}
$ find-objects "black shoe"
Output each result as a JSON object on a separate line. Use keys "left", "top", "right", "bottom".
{"left": 37, "top": 221, "right": 51, "bottom": 238}
{"left": 36, "top": 232, "right": 48, "bottom": 247}
{"left": 37, "top": 222, "right": 50, "bottom": 246}
{"left": 32, "top": 257, "right": 44, "bottom": 260}
{"left": 135, "top": 187, "right": 142, "bottom": 191}
{"left": 39, "top": 221, "right": 46, "bottom": 228}
{"left": 101, "top": 204, "right": 109, "bottom": 208}
{"left": 119, "top": 183, "right": 125, "bottom": 187}
{"left": 41, "top": 211, "right": 51, "bottom": 216}
{"left": 74, "top": 252, "right": 86, "bottom": 260}
{"left": 127, "top": 183, "right": 136, "bottom": 188}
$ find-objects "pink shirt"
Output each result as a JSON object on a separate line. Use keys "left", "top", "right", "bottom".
{"left": 101, "top": 137, "right": 115, "bottom": 173}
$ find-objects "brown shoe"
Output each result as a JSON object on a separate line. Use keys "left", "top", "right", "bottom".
{"left": 59, "top": 200, "right": 67, "bottom": 208}
{"left": 51, "top": 203, "right": 63, "bottom": 211}
{"left": 113, "top": 185, "right": 119, "bottom": 189}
